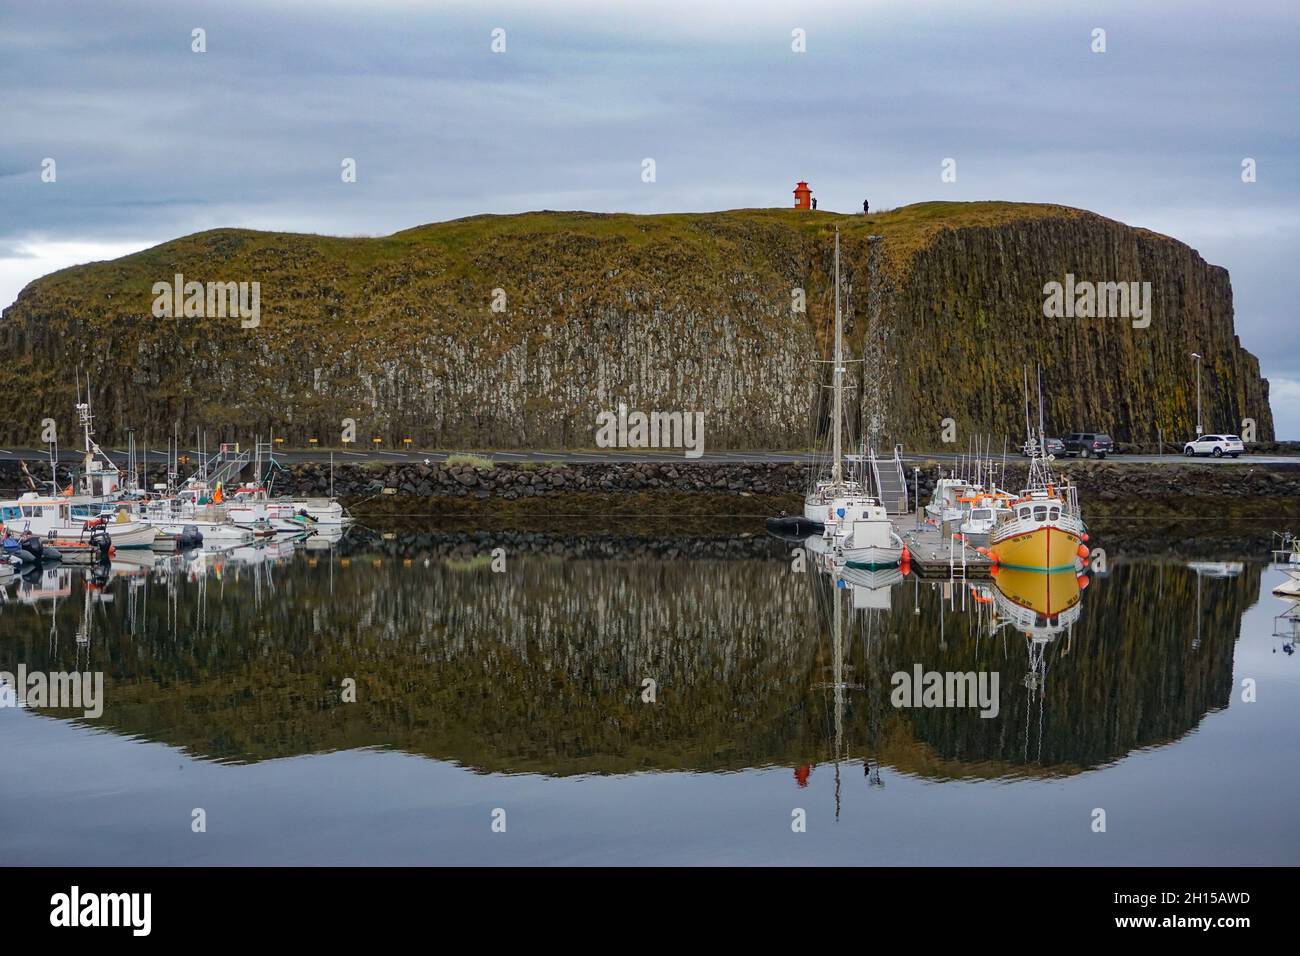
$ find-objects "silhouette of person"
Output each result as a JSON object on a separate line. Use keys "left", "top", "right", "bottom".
{"left": 863, "top": 199, "right": 869, "bottom": 214}
{"left": 812, "top": 198, "right": 818, "bottom": 210}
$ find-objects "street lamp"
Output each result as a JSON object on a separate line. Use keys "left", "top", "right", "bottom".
{"left": 1190, "top": 352, "right": 1202, "bottom": 436}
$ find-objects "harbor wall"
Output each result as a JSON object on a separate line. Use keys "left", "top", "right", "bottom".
{"left": 5, "top": 458, "right": 1300, "bottom": 507}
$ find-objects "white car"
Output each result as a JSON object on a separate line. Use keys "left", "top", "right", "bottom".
{"left": 1183, "top": 434, "right": 1244, "bottom": 458}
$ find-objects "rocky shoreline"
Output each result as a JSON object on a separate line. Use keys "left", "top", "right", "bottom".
{"left": 2, "top": 460, "right": 1300, "bottom": 512}
{"left": 5, "top": 458, "right": 1300, "bottom": 518}
{"left": 286, "top": 458, "right": 1300, "bottom": 511}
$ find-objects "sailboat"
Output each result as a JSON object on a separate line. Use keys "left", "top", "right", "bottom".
{"left": 987, "top": 370, "right": 1088, "bottom": 571}
{"left": 780, "top": 229, "right": 904, "bottom": 568}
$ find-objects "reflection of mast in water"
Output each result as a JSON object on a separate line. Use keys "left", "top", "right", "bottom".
{"left": 988, "top": 567, "right": 1088, "bottom": 764}
{"left": 76, "top": 565, "right": 114, "bottom": 670}
{"left": 808, "top": 550, "right": 901, "bottom": 816}
{"left": 1186, "top": 562, "right": 1243, "bottom": 651}
{"left": 811, "top": 580, "right": 860, "bottom": 819}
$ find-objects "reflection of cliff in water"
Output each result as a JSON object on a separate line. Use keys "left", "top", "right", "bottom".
{"left": 1, "top": 548, "right": 1253, "bottom": 779}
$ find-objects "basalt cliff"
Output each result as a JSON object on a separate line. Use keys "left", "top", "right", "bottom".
{"left": 0, "top": 202, "right": 1272, "bottom": 448}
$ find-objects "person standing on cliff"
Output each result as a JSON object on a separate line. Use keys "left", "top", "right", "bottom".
{"left": 812, "top": 197, "right": 818, "bottom": 210}
{"left": 863, "top": 199, "right": 869, "bottom": 215}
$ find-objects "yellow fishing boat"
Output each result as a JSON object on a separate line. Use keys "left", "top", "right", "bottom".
{"left": 982, "top": 494, "right": 1086, "bottom": 567}
{"left": 988, "top": 463, "right": 1088, "bottom": 571}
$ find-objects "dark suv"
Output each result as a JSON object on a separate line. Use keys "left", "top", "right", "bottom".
{"left": 1062, "top": 432, "right": 1114, "bottom": 459}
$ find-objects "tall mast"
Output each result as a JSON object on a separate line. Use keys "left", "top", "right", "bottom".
{"left": 1023, "top": 366, "right": 1033, "bottom": 448}
{"left": 832, "top": 228, "right": 843, "bottom": 485}
{"left": 1037, "top": 363, "right": 1046, "bottom": 450}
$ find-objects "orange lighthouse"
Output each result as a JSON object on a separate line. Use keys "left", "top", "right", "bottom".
{"left": 793, "top": 181, "right": 812, "bottom": 210}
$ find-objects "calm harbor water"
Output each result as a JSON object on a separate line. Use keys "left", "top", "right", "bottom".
{"left": 2, "top": 523, "right": 1299, "bottom": 866}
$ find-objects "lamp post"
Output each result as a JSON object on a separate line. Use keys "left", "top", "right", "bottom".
{"left": 1190, "top": 352, "right": 1202, "bottom": 436}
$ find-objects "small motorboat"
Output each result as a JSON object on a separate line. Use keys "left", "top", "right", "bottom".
{"left": 765, "top": 513, "right": 823, "bottom": 540}
{"left": 3, "top": 534, "right": 35, "bottom": 566}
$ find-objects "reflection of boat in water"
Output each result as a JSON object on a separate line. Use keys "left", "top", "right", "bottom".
{"left": 1187, "top": 561, "right": 1244, "bottom": 578}
{"left": 15, "top": 565, "right": 73, "bottom": 605}
{"left": 305, "top": 527, "right": 345, "bottom": 551}
{"left": 805, "top": 536, "right": 905, "bottom": 610}
{"left": 988, "top": 565, "right": 1089, "bottom": 762}
{"left": 798, "top": 539, "right": 902, "bottom": 810}
{"left": 990, "top": 567, "right": 1084, "bottom": 638}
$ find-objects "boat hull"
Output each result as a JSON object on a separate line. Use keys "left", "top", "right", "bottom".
{"left": 766, "top": 515, "right": 824, "bottom": 540}
{"left": 99, "top": 522, "right": 158, "bottom": 549}
{"left": 146, "top": 520, "right": 255, "bottom": 546}
{"left": 990, "top": 524, "right": 1081, "bottom": 571}
{"left": 841, "top": 544, "right": 904, "bottom": 568}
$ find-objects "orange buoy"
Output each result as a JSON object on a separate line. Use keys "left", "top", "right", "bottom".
{"left": 901, "top": 546, "right": 911, "bottom": 563}
{"left": 1076, "top": 543, "right": 1090, "bottom": 559}
{"left": 1077, "top": 574, "right": 1090, "bottom": 590}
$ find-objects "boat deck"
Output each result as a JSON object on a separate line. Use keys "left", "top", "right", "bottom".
{"left": 898, "top": 512, "right": 994, "bottom": 578}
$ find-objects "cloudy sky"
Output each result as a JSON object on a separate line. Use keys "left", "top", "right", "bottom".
{"left": 3, "top": 0, "right": 1297, "bottom": 434}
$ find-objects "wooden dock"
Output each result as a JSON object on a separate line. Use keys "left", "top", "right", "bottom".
{"left": 897, "top": 511, "right": 994, "bottom": 578}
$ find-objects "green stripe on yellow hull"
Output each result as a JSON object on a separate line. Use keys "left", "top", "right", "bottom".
{"left": 990, "top": 525, "right": 1081, "bottom": 572}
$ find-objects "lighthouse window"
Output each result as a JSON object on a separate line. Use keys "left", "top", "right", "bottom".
{"left": 1033, "top": 506, "right": 1047, "bottom": 521}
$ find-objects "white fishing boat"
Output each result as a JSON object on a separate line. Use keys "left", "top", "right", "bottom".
{"left": 156, "top": 441, "right": 349, "bottom": 534}
{"left": 1273, "top": 576, "right": 1300, "bottom": 599}
{"left": 285, "top": 498, "right": 348, "bottom": 526}
{"left": 1, "top": 493, "right": 157, "bottom": 550}
{"left": 924, "top": 476, "right": 969, "bottom": 524}
{"left": 959, "top": 493, "right": 1014, "bottom": 537}
{"left": 797, "top": 229, "right": 904, "bottom": 569}
{"left": 927, "top": 443, "right": 1014, "bottom": 537}
{"left": 138, "top": 497, "right": 257, "bottom": 546}
{"left": 0, "top": 399, "right": 158, "bottom": 551}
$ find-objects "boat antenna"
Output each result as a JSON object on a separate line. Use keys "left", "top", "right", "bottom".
{"left": 1037, "top": 363, "right": 1047, "bottom": 453}
{"left": 48, "top": 428, "right": 58, "bottom": 496}
{"left": 831, "top": 227, "right": 843, "bottom": 486}
{"left": 1022, "top": 366, "right": 1033, "bottom": 452}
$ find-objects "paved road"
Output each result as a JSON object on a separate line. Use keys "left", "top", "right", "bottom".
{"left": 2, "top": 447, "right": 1297, "bottom": 467}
